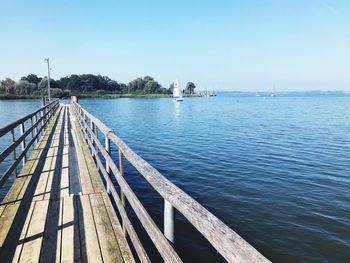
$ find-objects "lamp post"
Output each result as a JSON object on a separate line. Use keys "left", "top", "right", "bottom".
{"left": 44, "top": 58, "right": 51, "bottom": 101}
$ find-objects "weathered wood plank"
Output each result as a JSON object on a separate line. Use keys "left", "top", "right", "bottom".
{"left": 12, "top": 201, "right": 36, "bottom": 262}
{"left": 40, "top": 198, "right": 62, "bottom": 262}
{"left": 61, "top": 196, "right": 81, "bottom": 262}
{"left": 101, "top": 192, "right": 135, "bottom": 263}
{"left": 19, "top": 199, "right": 49, "bottom": 262}
{"left": 77, "top": 194, "right": 103, "bottom": 262}
{"left": 0, "top": 109, "right": 61, "bottom": 253}
{"left": 70, "top": 120, "right": 94, "bottom": 195}
{"left": 90, "top": 193, "right": 123, "bottom": 263}
{"left": 0, "top": 203, "right": 20, "bottom": 248}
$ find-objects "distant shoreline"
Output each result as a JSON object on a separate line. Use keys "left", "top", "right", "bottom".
{"left": 0, "top": 93, "right": 173, "bottom": 100}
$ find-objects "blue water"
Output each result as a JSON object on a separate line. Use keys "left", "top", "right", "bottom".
{"left": 1, "top": 95, "right": 350, "bottom": 262}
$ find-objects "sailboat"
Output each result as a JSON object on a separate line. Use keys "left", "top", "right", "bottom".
{"left": 172, "top": 80, "right": 183, "bottom": 102}
{"left": 271, "top": 86, "right": 277, "bottom": 97}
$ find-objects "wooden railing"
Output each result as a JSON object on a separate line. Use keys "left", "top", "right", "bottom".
{"left": 72, "top": 99, "right": 270, "bottom": 263}
{"left": 0, "top": 99, "right": 60, "bottom": 187}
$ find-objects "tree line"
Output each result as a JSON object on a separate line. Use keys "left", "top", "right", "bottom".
{"left": 0, "top": 74, "right": 172, "bottom": 97}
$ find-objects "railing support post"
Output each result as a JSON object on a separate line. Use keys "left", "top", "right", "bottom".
{"left": 34, "top": 114, "right": 38, "bottom": 146}
{"left": 10, "top": 129, "right": 17, "bottom": 176}
{"left": 105, "top": 134, "right": 111, "bottom": 194}
{"left": 164, "top": 200, "right": 175, "bottom": 243}
{"left": 20, "top": 123, "right": 26, "bottom": 166}
{"left": 41, "top": 110, "right": 45, "bottom": 133}
{"left": 118, "top": 148, "right": 127, "bottom": 235}
{"left": 83, "top": 112, "right": 88, "bottom": 141}
{"left": 90, "top": 121, "right": 95, "bottom": 158}
{"left": 118, "top": 148, "right": 125, "bottom": 206}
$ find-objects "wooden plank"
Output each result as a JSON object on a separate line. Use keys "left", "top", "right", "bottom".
{"left": 92, "top": 150, "right": 149, "bottom": 262}
{"left": 0, "top": 109, "right": 61, "bottom": 260}
{"left": 12, "top": 201, "right": 36, "bottom": 262}
{"left": 70, "top": 121, "right": 94, "bottom": 195}
{"left": 81, "top": 142, "right": 105, "bottom": 194}
{"left": 0, "top": 202, "right": 20, "bottom": 248}
{"left": 70, "top": 107, "right": 105, "bottom": 194}
{"left": 77, "top": 195, "right": 103, "bottom": 262}
{"left": 32, "top": 171, "right": 49, "bottom": 201}
{"left": 60, "top": 167, "right": 70, "bottom": 197}
{"left": 40, "top": 198, "right": 62, "bottom": 262}
{"left": 88, "top": 133, "right": 181, "bottom": 263}
{"left": 90, "top": 193, "right": 123, "bottom": 263}
{"left": 61, "top": 196, "right": 81, "bottom": 262}
{"left": 101, "top": 192, "right": 135, "bottom": 263}
{"left": 19, "top": 199, "right": 49, "bottom": 262}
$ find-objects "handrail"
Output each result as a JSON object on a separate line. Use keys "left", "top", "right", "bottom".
{"left": 72, "top": 100, "right": 270, "bottom": 263}
{"left": 0, "top": 99, "right": 59, "bottom": 137}
{"left": 0, "top": 99, "right": 60, "bottom": 187}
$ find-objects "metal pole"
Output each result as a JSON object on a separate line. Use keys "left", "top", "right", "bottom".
{"left": 164, "top": 200, "right": 175, "bottom": 243}
{"left": 45, "top": 58, "right": 51, "bottom": 101}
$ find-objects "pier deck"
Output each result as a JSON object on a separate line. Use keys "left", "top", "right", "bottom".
{"left": 0, "top": 105, "right": 133, "bottom": 262}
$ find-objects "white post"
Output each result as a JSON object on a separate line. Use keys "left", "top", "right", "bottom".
{"left": 30, "top": 117, "right": 34, "bottom": 150}
{"left": 105, "top": 135, "right": 111, "bottom": 194}
{"left": 90, "top": 121, "right": 95, "bottom": 157}
{"left": 20, "top": 123, "right": 26, "bottom": 166}
{"left": 45, "top": 58, "right": 51, "bottom": 101}
{"left": 164, "top": 200, "right": 175, "bottom": 243}
{"left": 11, "top": 129, "right": 17, "bottom": 176}
{"left": 34, "top": 114, "right": 38, "bottom": 146}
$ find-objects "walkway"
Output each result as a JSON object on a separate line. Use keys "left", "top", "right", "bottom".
{"left": 0, "top": 105, "right": 134, "bottom": 263}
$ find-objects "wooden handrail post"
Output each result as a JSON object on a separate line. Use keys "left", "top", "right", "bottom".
{"left": 20, "top": 123, "right": 26, "bottom": 166}
{"left": 164, "top": 200, "right": 175, "bottom": 243}
{"left": 34, "top": 114, "right": 38, "bottom": 146}
{"left": 41, "top": 109, "right": 45, "bottom": 132}
{"left": 118, "top": 148, "right": 127, "bottom": 235}
{"left": 90, "top": 121, "right": 95, "bottom": 157}
{"left": 10, "top": 129, "right": 17, "bottom": 176}
{"left": 118, "top": 148, "right": 125, "bottom": 205}
{"left": 83, "top": 112, "right": 88, "bottom": 141}
{"left": 30, "top": 117, "right": 35, "bottom": 150}
{"left": 105, "top": 135, "right": 111, "bottom": 194}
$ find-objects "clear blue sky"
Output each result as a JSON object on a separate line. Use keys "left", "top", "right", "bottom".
{"left": 1, "top": 0, "right": 349, "bottom": 91}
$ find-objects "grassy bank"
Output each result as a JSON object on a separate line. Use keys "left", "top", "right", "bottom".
{"left": 0, "top": 94, "right": 42, "bottom": 99}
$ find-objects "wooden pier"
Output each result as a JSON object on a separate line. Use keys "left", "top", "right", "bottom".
{"left": 0, "top": 98, "right": 270, "bottom": 262}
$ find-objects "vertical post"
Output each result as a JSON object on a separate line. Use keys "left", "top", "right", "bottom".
{"left": 83, "top": 112, "right": 88, "bottom": 141}
{"left": 105, "top": 135, "right": 111, "bottom": 194}
{"left": 119, "top": 148, "right": 127, "bottom": 235}
{"left": 118, "top": 148, "right": 125, "bottom": 206}
{"left": 30, "top": 117, "right": 35, "bottom": 150}
{"left": 11, "top": 129, "right": 17, "bottom": 176}
{"left": 164, "top": 200, "right": 175, "bottom": 243}
{"left": 45, "top": 58, "right": 51, "bottom": 101}
{"left": 20, "top": 122, "right": 26, "bottom": 166}
{"left": 34, "top": 114, "right": 38, "bottom": 146}
{"left": 90, "top": 121, "right": 95, "bottom": 157}
{"left": 95, "top": 129, "right": 99, "bottom": 155}
{"left": 41, "top": 109, "right": 45, "bottom": 132}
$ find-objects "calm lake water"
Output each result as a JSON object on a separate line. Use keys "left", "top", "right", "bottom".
{"left": 1, "top": 94, "right": 350, "bottom": 262}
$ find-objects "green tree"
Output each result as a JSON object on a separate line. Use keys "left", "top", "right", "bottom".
{"left": 0, "top": 78, "right": 16, "bottom": 94}
{"left": 186, "top": 82, "right": 196, "bottom": 95}
{"left": 15, "top": 80, "right": 36, "bottom": 95}
{"left": 21, "top": 74, "right": 42, "bottom": 85}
